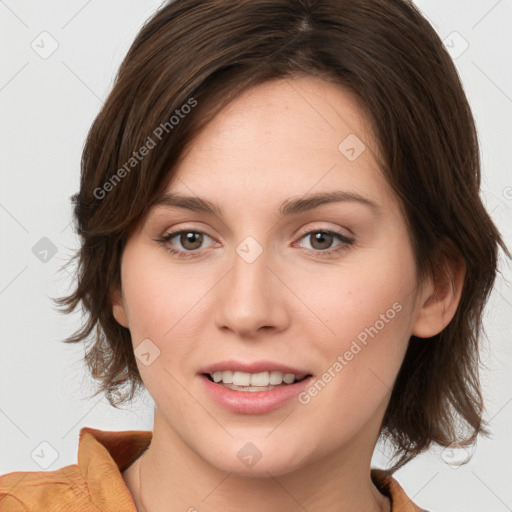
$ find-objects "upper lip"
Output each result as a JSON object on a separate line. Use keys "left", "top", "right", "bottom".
{"left": 198, "top": 360, "right": 312, "bottom": 376}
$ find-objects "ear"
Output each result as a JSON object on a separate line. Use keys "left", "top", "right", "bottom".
{"left": 111, "top": 286, "right": 129, "bottom": 328}
{"left": 412, "top": 243, "right": 466, "bottom": 338}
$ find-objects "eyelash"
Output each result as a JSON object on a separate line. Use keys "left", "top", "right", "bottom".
{"left": 156, "top": 228, "right": 355, "bottom": 260}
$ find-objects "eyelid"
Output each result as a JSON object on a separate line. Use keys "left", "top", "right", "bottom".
{"left": 295, "top": 224, "right": 354, "bottom": 241}
{"left": 160, "top": 226, "right": 219, "bottom": 243}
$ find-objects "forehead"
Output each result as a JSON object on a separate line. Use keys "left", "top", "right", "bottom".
{"left": 159, "top": 75, "right": 392, "bottom": 215}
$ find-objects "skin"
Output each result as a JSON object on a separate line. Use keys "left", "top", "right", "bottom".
{"left": 114, "top": 75, "right": 464, "bottom": 512}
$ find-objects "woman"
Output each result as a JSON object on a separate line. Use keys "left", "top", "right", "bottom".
{"left": 0, "top": 0, "right": 507, "bottom": 510}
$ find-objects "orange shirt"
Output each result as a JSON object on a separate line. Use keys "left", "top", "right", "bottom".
{"left": 0, "top": 426, "right": 426, "bottom": 511}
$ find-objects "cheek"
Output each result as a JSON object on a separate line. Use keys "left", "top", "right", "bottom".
{"left": 295, "top": 256, "right": 416, "bottom": 436}
{"left": 291, "top": 238, "right": 418, "bottom": 422}
{"left": 119, "top": 251, "right": 203, "bottom": 405}
{"left": 120, "top": 248, "right": 211, "bottom": 341}
{"left": 293, "top": 242, "right": 417, "bottom": 352}
{"left": 119, "top": 246, "right": 219, "bottom": 396}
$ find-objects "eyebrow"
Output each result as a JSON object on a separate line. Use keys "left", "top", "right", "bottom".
{"left": 152, "top": 190, "right": 381, "bottom": 217}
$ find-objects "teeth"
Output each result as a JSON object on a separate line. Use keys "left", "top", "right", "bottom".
{"left": 210, "top": 370, "right": 306, "bottom": 386}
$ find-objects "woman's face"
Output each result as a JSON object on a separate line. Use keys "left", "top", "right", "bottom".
{"left": 113, "top": 75, "right": 429, "bottom": 476}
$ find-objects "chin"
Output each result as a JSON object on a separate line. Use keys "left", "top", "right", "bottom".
{"left": 214, "top": 453, "right": 305, "bottom": 478}
{"left": 202, "top": 436, "right": 310, "bottom": 477}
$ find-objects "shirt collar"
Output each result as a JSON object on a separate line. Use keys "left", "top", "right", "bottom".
{"left": 78, "top": 426, "right": 152, "bottom": 510}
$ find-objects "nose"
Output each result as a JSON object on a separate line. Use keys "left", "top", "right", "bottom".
{"left": 213, "top": 240, "right": 290, "bottom": 338}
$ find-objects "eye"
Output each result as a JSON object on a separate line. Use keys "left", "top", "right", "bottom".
{"left": 294, "top": 229, "right": 355, "bottom": 258}
{"left": 157, "top": 230, "right": 215, "bottom": 259}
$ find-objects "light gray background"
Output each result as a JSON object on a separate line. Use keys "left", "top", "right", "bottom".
{"left": 0, "top": 1, "right": 511, "bottom": 510}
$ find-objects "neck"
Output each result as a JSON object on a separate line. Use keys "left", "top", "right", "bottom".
{"left": 124, "top": 411, "right": 390, "bottom": 512}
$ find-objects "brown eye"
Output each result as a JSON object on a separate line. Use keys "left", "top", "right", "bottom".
{"left": 308, "top": 232, "right": 337, "bottom": 251}
{"left": 295, "top": 229, "right": 355, "bottom": 258}
{"left": 159, "top": 230, "right": 214, "bottom": 258}
{"left": 176, "top": 231, "right": 204, "bottom": 251}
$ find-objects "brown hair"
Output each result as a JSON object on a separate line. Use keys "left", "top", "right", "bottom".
{"left": 54, "top": 0, "right": 509, "bottom": 472}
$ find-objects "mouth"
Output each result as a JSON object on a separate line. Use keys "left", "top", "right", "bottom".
{"left": 200, "top": 371, "right": 315, "bottom": 414}
{"left": 197, "top": 361, "right": 315, "bottom": 413}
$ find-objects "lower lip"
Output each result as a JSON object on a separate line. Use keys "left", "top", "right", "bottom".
{"left": 200, "top": 374, "right": 313, "bottom": 414}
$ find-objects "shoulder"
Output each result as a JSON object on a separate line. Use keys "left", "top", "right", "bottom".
{"left": 0, "top": 464, "right": 98, "bottom": 512}
{"left": 0, "top": 426, "right": 148, "bottom": 512}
